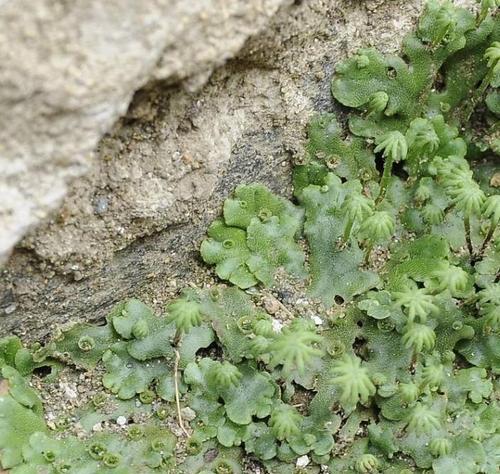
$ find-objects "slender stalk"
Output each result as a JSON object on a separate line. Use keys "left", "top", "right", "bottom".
{"left": 410, "top": 351, "right": 419, "bottom": 371}
{"left": 461, "top": 68, "right": 494, "bottom": 124}
{"left": 342, "top": 217, "right": 355, "bottom": 244}
{"left": 364, "top": 241, "right": 374, "bottom": 265}
{"left": 464, "top": 215, "right": 474, "bottom": 258}
{"left": 477, "top": 10, "right": 488, "bottom": 25}
{"left": 174, "top": 348, "right": 190, "bottom": 437}
{"left": 376, "top": 156, "right": 394, "bottom": 204}
{"left": 477, "top": 218, "right": 498, "bottom": 258}
{"left": 477, "top": 4, "right": 491, "bottom": 26}
{"left": 432, "top": 25, "right": 451, "bottom": 48}
{"left": 172, "top": 329, "right": 190, "bottom": 437}
{"left": 173, "top": 329, "right": 182, "bottom": 347}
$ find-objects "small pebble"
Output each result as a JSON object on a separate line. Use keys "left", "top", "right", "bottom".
{"left": 311, "top": 315, "right": 323, "bottom": 325}
{"left": 92, "top": 423, "right": 103, "bottom": 432}
{"left": 263, "top": 297, "right": 280, "bottom": 315}
{"left": 61, "top": 383, "right": 78, "bottom": 400}
{"left": 272, "top": 319, "right": 283, "bottom": 333}
{"left": 94, "top": 196, "right": 109, "bottom": 214}
{"left": 296, "top": 455, "right": 310, "bottom": 468}
{"left": 490, "top": 172, "right": 500, "bottom": 188}
{"left": 116, "top": 416, "right": 128, "bottom": 426}
{"left": 73, "top": 271, "right": 84, "bottom": 282}
{"left": 4, "top": 304, "right": 17, "bottom": 315}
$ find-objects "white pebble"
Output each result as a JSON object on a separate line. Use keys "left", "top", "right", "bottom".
{"left": 61, "top": 383, "right": 78, "bottom": 400}
{"left": 92, "top": 423, "right": 103, "bottom": 432}
{"left": 4, "top": 304, "right": 17, "bottom": 315}
{"left": 272, "top": 319, "right": 283, "bottom": 333}
{"left": 311, "top": 315, "right": 323, "bottom": 325}
{"left": 116, "top": 416, "right": 127, "bottom": 426}
{"left": 296, "top": 455, "right": 310, "bottom": 468}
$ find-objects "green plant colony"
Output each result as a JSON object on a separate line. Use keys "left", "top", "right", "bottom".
{"left": 1, "top": 1, "right": 499, "bottom": 473}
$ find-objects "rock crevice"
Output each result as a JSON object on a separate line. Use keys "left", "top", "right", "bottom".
{"left": 0, "top": 0, "right": 288, "bottom": 262}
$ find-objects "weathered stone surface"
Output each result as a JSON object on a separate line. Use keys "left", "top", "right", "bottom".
{"left": 0, "top": 0, "right": 287, "bottom": 263}
{"left": 0, "top": 0, "right": 437, "bottom": 341}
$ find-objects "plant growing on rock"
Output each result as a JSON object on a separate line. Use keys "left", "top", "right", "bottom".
{"left": 268, "top": 319, "right": 323, "bottom": 375}
{"left": 330, "top": 354, "right": 376, "bottom": 407}
{"left": 0, "top": 1, "right": 498, "bottom": 473}
{"left": 167, "top": 298, "right": 203, "bottom": 336}
{"left": 268, "top": 403, "right": 302, "bottom": 441}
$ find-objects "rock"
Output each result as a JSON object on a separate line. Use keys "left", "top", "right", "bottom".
{"left": 263, "top": 296, "right": 281, "bottom": 315}
{"left": 311, "top": 315, "right": 323, "bottom": 326}
{"left": 0, "top": 0, "right": 289, "bottom": 264}
{"left": 92, "top": 422, "right": 103, "bottom": 432}
{"left": 0, "top": 0, "right": 437, "bottom": 340}
{"left": 116, "top": 416, "right": 128, "bottom": 426}
{"left": 491, "top": 172, "right": 500, "bottom": 188}
{"left": 296, "top": 455, "right": 310, "bottom": 468}
{"left": 272, "top": 319, "right": 284, "bottom": 333}
{"left": 3, "top": 304, "right": 16, "bottom": 316}
{"left": 60, "top": 382, "right": 78, "bottom": 400}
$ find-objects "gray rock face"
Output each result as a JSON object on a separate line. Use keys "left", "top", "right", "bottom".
{"left": 0, "top": 0, "right": 287, "bottom": 263}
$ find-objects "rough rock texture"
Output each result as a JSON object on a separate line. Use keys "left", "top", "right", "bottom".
{"left": 1, "top": 0, "right": 454, "bottom": 339}
{"left": 0, "top": 0, "right": 288, "bottom": 263}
